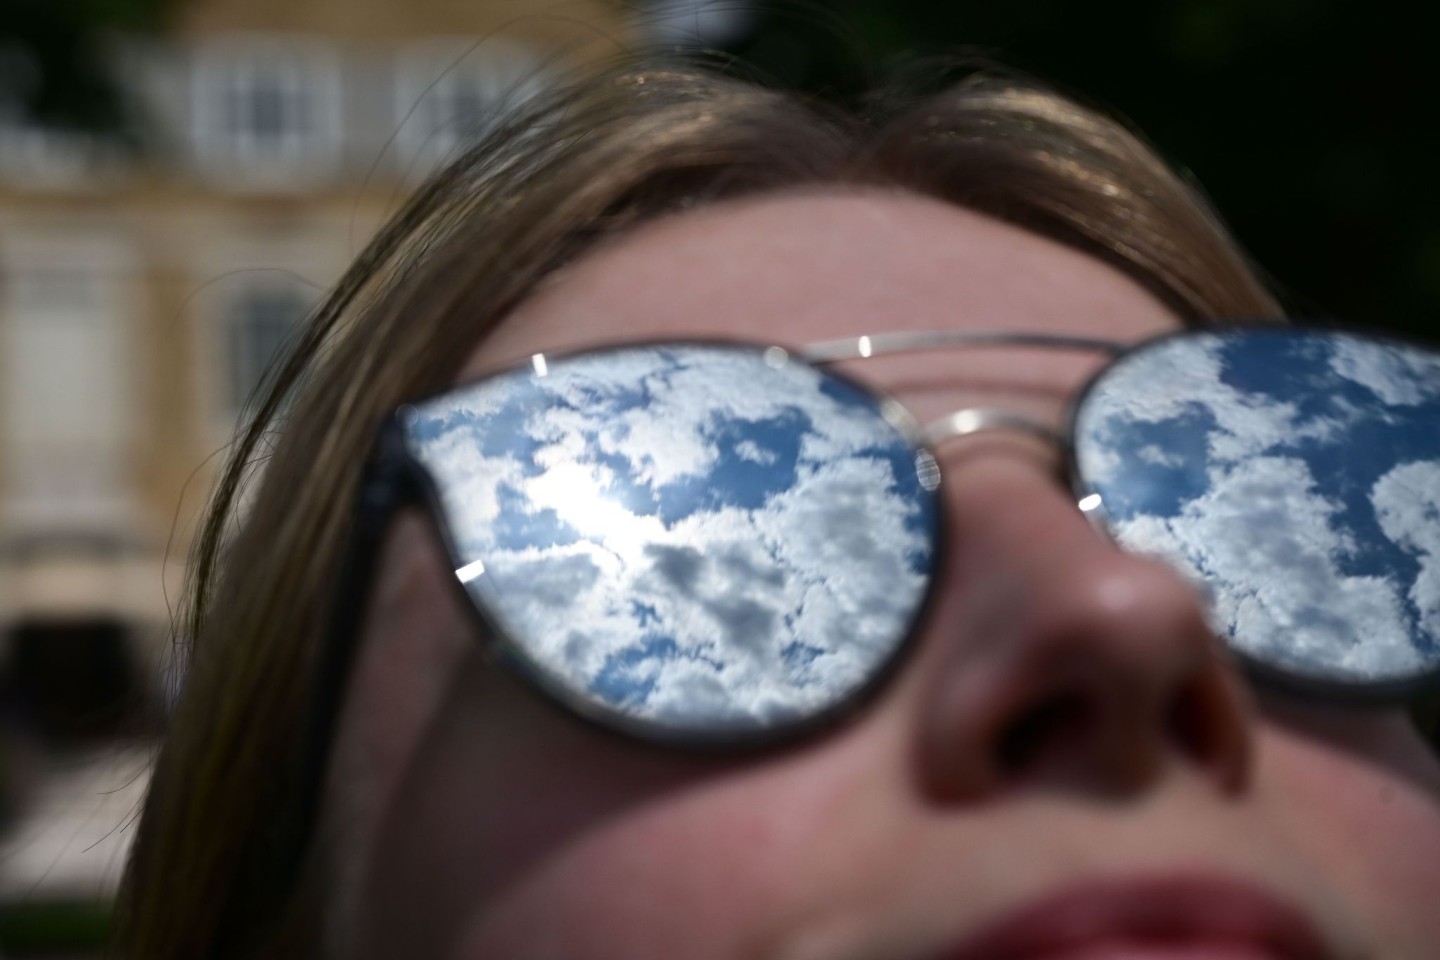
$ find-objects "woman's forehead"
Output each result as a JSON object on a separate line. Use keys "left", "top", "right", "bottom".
{"left": 463, "top": 188, "right": 1180, "bottom": 390}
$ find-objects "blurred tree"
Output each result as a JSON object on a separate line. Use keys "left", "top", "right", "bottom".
{"left": 0, "top": 0, "right": 175, "bottom": 135}
{"left": 716, "top": 0, "right": 1440, "bottom": 340}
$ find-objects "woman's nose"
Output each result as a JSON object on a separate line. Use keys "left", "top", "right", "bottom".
{"left": 913, "top": 452, "right": 1255, "bottom": 802}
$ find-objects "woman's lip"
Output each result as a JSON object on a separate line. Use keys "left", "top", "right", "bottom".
{"left": 933, "top": 874, "right": 1333, "bottom": 960}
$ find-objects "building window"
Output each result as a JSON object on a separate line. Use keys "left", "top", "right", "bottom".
{"left": 227, "top": 65, "right": 298, "bottom": 148}
{"left": 396, "top": 40, "right": 541, "bottom": 176}
{"left": 1, "top": 262, "right": 136, "bottom": 529}
{"left": 226, "top": 281, "right": 311, "bottom": 416}
{"left": 193, "top": 38, "right": 340, "bottom": 185}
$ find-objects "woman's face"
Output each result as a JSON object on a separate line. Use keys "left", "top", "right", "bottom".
{"left": 327, "top": 190, "right": 1440, "bottom": 959}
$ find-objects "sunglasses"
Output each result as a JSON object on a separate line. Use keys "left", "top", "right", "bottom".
{"left": 312, "top": 324, "right": 1440, "bottom": 771}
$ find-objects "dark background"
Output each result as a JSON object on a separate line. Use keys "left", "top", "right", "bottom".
{"left": 715, "top": 1, "right": 1440, "bottom": 342}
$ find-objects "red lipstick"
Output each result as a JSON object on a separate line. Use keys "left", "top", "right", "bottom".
{"left": 938, "top": 875, "right": 1332, "bottom": 960}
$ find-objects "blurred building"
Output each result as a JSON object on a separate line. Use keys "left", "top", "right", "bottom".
{"left": 0, "top": 0, "right": 632, "bottom": 932}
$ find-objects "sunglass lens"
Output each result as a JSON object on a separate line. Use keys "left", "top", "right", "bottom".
{"left": 1073, "top": 327, "right": 1440, "bottom": 694}
{"left": 403, "top": 345, "right": 940, "bottom": 741}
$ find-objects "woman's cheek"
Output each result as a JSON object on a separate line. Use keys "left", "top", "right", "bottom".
{"left": 357, "top": 649, "right": 889, "bottom": 960}
{"left": 451, "top": 768, "right": 873, "bottom": 960}
{"left": 1258, "top": 718, "right": 1440, "bottom": 945}
{"left": 447, "top": 710, "right": 930, "bottom": 960}
{"left": 1341, "top": 778, "right": 1440, "bottom": 941}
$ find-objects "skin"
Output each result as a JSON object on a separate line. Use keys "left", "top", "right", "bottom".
{"left": 322, "top": 189, "right": 1440, "bottom": 959}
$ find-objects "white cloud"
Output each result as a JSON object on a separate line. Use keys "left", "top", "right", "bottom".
{"left": 1116, "top": 455, "right": 1425, "bottom": 682}
{"left": 418, "top": 425, "right": 527, "bottom": 556}
{"left": 1136, "top": 443, "right": 1184, "bottom": 468}
{"left": 735, "top": 439, "right": 778, "bottom": 465}
{"left": 521, "top": 459, "right": 666, "bottom": 566}
{"left": 1372, "top": 460, "right": 1440, "bottom": 646}
{"left": 1077, "top": 335, "right": 1351, "bottom": 489}
{"left": 1079, "top": 337, "right": 1292, "bottom": 483}
{"left": 1330, "top": 338, "right": 1440, "bottom": 406}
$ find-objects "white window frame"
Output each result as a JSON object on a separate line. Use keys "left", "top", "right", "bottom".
{"left": 222, "top": 277, "right": 313, "bottom": 419}
{"left": 394, "top": 38, "right": 542, "bottom": 179}
{"left": 0, "top": 233, "right": 140, "bottom": 536}
{"left": 191, "top": 35, "right": 341, "bottom": 188}
{"left": 189, "top": 240, "right": 337, "bottom": 447}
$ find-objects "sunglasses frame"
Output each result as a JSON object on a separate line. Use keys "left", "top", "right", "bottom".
{"left": 294, "top": 323, "right": 1440, "bottom": 867}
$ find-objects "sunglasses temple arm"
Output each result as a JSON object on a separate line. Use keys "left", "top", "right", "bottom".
{"left": 286, "top": 422, "right": 418, "bottom": 890}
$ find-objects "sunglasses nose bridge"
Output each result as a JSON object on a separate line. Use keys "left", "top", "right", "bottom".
{"left": 920, "top": 406, "right": 1069, "bottom": 458}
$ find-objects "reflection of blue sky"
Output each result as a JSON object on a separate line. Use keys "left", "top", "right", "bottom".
{"left": 407, "top": 346, "right": 935, "bottom": 730}
{"left": 1077, "top": 330, "right": 1440, "bottom": 681}
{"left": 490, "top": 485, "right": 581, "bottom": 551}
{"left": 651, "top": 408, "right": 806, "bottom": 524}
{"left": 1086, "top": 404, "right": 1216, "bottom": 517}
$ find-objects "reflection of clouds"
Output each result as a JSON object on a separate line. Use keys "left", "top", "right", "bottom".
{"left": 484, "top": 549, "right": 603, "bottom": 626}
{"left": 759, "top": 457, "right": 928, "bottom": 656}
{"left": 1080, "top": 338, "right": 1302, "bottom": 481}
{"left": 521, "top": 459, "right": 664, "bottom": 565}
{"left": 407, "top": 346, "right": 934, "bottom": 730}
{"left": 1116, "top": 456, "right": 1422, "bottom": 680}
{"left": 1078, "top": 330, "right": 1440, "bottom": 683}
{"left": 1331, "top": 338, "right": 1440, "bottom": 406}
{"left": 1136, "top": 444, "right": 1184, "bottom": 468}
{"left": 424, "top": 431, "right": 527, "bottom": 539}
{"left": 735, "top": 439, "right": 778, "bottom": 464}
{"left": 1373, "top": 461, "right": 1440, "bottom": 643}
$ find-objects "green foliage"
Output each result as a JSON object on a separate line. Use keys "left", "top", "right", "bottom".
{"left": 0, "top": 899, "right": 113, "bottom": 953}
{"left": 0, "top": 0, "right": 175, "bottom": 133}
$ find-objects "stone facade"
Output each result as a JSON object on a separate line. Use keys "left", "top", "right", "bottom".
{"left": 0, "top": 0, "right": 632, "bottom": 911}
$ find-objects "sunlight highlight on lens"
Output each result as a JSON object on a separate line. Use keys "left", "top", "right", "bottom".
{"left": 404, "top": 344, "right": 940, "bottom": 738}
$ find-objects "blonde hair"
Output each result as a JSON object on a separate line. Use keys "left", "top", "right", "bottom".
{"left": 117, "top": 56, "right": 1280, "bottom": 958}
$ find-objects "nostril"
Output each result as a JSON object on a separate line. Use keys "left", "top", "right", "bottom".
{"left": 1165, "top": 670, "right": 1251, "bottom": 791}
{"left": 1166, "top": 681, "right": 1209, "bottom": 759}
{"left": 996, "top": 692, "right": 1096, "bottom": 777}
